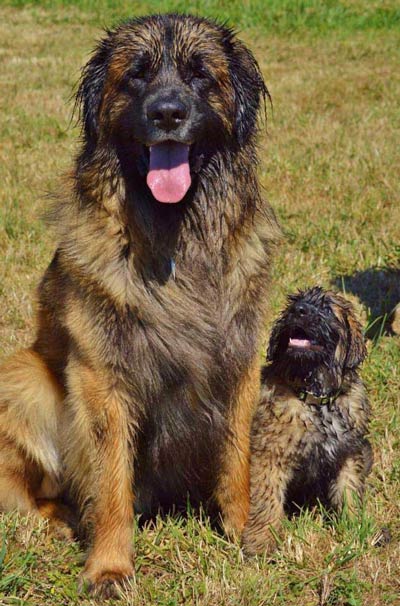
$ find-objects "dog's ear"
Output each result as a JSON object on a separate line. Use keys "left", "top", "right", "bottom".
{"left": 75, "top": 34, "right": 112, "bottom": 143}
{"left": 345, "top": 308, "right": 367, "bottom": 369}
{"left": 224, "top": 35, "right": 269, "bottom": 145}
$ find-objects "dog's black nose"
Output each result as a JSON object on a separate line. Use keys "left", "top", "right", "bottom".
{"left": 147, "top": 99, "right": 188, "bottom": 131}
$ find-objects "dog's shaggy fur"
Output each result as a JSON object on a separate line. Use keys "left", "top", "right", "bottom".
{"left": 0, "top": 14, "right": 279, "bottom": 595}
{"left": 242, "top": 287, "right": 372, "bottom": 555}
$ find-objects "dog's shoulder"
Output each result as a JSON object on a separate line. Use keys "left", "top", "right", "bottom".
{"left": 335, "top": 372, "right": 370, "bottom": 434}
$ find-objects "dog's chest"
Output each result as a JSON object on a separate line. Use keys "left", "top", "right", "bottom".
{"left": 118, "top": 264, "right": 258, "bottom": 512}
{"left": 71, "top": 270, "right": 243, "bottom": 512}
{"left": 284, "top": 404, "right": 359, "bottom": 509}
{"left": 302, "top": 404, "right": 353, "bottom": 457}
{"left": 85, "top": 246, "right": 258, "bottom": 391}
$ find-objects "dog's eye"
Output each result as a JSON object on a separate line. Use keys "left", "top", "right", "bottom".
{"left": 128, "top": 64, "right": 149, "bottom": 81}
{"left": 185, "top": 56, "right": 213, "bottom": 86}
{"left": 126, "top": 54, "right": 151, "bottom": 82}
{"left": 191, "top": 66, "right": 210, "bottom": 80}
{"left": 131, "top": 67, "right": 147, "bottom": 80}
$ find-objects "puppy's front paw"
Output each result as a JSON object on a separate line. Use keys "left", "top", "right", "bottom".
{"left": 79, "top": 560, "right": 134, "bottom": 598}
{"left": 241, "top": 525, "right": 279, "bottom": 557}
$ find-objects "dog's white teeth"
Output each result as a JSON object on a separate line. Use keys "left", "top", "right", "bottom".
{"left": 289, "top": 338, "right": 311, "bottom": 349}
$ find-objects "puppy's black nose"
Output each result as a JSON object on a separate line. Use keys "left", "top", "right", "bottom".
{"left": 147, "top": 99, "right": 188, "bottom": 131}
{"left": 293, "top": 302, "right": 312, "bottom": 316}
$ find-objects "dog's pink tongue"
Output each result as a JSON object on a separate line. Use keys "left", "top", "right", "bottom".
{"left": 147, "top": 142, "right": 191, "bottom": 203}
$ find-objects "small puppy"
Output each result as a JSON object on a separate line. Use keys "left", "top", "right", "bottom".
{"left": 242, "top": 287, "right": 373, "bottom": 555}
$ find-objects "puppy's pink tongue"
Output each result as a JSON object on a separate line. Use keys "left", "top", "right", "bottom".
{"left": 289, "top": 338, "right": 311, "bottom": 349}
{"left": 147, "top": 142, "right": 191, "bottom": 203}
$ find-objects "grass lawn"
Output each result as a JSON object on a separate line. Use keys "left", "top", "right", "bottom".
{"left": 0, "top": 1, "right": 399, "bottom": 604}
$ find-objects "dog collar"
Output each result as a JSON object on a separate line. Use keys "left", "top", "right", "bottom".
{"left": 298, "top": 390, "right": 338, "bottom": 407}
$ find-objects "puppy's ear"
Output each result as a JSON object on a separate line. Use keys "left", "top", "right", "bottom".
{"left": 345, "top": 308, "right": 367, "bottom": 369}
{"left": 75, "top": 34, "right": 112, "bottom": 143}
{"left": 224, "top": 34, "right": 269, "bottom": 145}
{"left": 267, "top": 318, "right": 283, "bottom": 362}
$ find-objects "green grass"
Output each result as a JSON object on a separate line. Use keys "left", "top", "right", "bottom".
{"left": 2, "top": 0, "right": 400, "bottom": 34}
{"left": 0, "top": 505, "right": 387, "bottom": 605}
{"left": 0, "top": 1, "right": 399, "bottom": 604}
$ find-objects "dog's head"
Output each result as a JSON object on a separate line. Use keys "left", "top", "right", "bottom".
{"left": 76, "top": 14, "right": 267, "bottom": 204}
{"left": 267, "top": 287, "right": 367, "bottom": 394}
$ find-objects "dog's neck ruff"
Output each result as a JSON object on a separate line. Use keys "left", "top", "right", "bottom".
{"left": 297, "top": 389, "right": 340, "bottom": 407}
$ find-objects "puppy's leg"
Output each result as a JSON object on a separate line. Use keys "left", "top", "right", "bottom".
{"left": 329, "top": 443, "right": 373, "bottom": 513}
{"left": 241, "top": 458, "right": 289, "bottom": 556}
{"left": 242, "top": 390, "right": 301, "bottom": 556}
{"left": 214, "top": 359, "right": 260, "bottom": 537}
{"left": 0, "top": 349, "right": 63, "bottom": 515}
{"left": 65, "top": 360, "right": 135, "bottom": 597}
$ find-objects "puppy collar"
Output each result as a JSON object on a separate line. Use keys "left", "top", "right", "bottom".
{"left": 298, "top": 390, "right": 338, "bottom": 407}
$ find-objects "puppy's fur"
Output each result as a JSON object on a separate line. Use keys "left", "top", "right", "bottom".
{"left": 242, "top": 287, "right": 372, "bottom": 555}
{"left": 0, "top": 14, "right": 279, "bottom": 595}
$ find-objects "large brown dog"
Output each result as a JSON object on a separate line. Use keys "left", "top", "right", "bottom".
{"left": 0, "top": 14, "right": 279, "bottom": 595}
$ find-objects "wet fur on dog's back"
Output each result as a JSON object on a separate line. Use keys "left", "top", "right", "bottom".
{"left": 0, "top": 14, "right": 279, "bottom": 595}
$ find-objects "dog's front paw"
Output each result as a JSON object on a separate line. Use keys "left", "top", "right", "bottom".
{"left": 79, "top": 560, "right": 134, "bottom": 598}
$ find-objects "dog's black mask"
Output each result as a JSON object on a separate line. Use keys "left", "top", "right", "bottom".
{"left": 267, "top": 287, "right": 367, "bottom": 395}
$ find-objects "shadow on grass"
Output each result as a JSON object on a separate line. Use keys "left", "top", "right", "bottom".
{"left": 333, "top": 267, "right": 400, "bottom": 338}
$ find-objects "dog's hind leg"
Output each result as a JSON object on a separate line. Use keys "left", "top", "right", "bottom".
{"left": 0, "top": 349, "right": 64, "bottom": 515}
